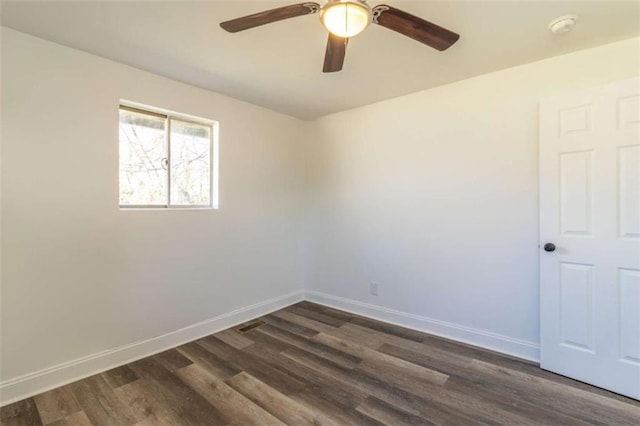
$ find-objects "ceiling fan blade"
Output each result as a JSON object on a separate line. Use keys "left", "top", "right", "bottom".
{"left": 323, "top": 33, "right": 347, "bottom": 73}
{"left": 220, "top": 2, "right": 320, "bottom": 33}
{"left": 373, "top": 5, "right": 459, "bottom": 51}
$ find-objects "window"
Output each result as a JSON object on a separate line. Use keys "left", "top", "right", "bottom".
{"left": 119, "top": 104, "right": 217, "bottom": 208}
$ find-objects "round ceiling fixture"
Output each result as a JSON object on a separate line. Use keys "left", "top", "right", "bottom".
{"left": 548, "top": 15, "right": 578, "bottom": 34}
{"left": 321, "top": 0, "right": 372, "bottom": 38}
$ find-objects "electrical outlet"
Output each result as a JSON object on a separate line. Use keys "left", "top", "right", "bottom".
{"left": 370, "top": 282, "right": 379, "bottom": 296}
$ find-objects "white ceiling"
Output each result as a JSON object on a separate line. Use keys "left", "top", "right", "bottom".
{"left": 1, "top": 1, "right": 639, "bottom": 119}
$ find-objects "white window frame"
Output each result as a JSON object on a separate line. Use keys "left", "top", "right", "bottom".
{"left": 119, "top": 102, "right": 219, "bottom": 210}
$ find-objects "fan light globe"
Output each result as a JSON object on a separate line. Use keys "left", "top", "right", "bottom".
{"left": 321, "top": 0, "right": 372, "bottom": 38}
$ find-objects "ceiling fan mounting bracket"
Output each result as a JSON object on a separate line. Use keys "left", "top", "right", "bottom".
{"left": 303, "top": 3, "right": 321, "bottom": 14}
{"left": 371, "top": 5, "right": 389, "bottom": 24}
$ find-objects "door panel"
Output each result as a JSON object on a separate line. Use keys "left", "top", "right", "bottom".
{"left": 540, "top": 77, "right": 640, "bottom": 399}
{"left": 618, "top": 95, "right": 640, "bottom": 129}
{"left": 559, "top": 262, "right": 594, "bottom": 352}
{"left": 618, "top": 145, "right": 640, "bottom": 239}
{"left": 559, "top": 104, "right": 592, "bottom": 136}
{"left": 560, "top": 151, "right": 593, "bottom": 236}
{"left": 619, "top": 268, "right": 640, "bottom": 364}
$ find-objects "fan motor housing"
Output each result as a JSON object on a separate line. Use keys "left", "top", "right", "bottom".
{"left": 320, "top": 0, "right": 373, "bottom": 38}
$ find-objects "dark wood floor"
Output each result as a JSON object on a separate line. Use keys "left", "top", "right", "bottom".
{"left": 2, "top": 301, "right": 639, "bottom": 425}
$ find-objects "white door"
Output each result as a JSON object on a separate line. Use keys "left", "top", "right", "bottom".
{"left": 540, "top": 77, "right": 640, "bottom": 399}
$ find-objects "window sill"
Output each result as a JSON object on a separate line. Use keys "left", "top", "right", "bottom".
{"left": 119, "top": 206, "right": 218, "bottom": 211}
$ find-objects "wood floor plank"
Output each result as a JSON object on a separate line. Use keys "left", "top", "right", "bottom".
{"left": 327, "top": 320, "right": 468, "bottom": 369}
{"left": 420, "top": 333, "right": 540, "bottom": 374}
{"left": 281, "top": 346, "right": 435, "bottom": 417}
{"left": 290, "top": 389, "right": 385, "bottom": 426}
{"left": 197, "top": 335, "right": 308, "bottom": 395}
{"left": 329, "top": 322, "right": 395, "bottom": 349}
{"left": 241, "top": 341, "right": 370, "bottom": 409}
{"left": 357, "top": 396, "right": 435, "bottom": 426}
{"left": 127, "top": 357, "right": 228, "bottom": 426}
{"left": 226, "top": 371, "right": 338, "bottom": 425}
{"left": 295, "top": 301, "right": 355, "bottom": 323}
{"left": 33, "top": 386, "right": 81, "bottom": 425}
{"left": 313, "top": 332, "right": 449, "bottom": 386}
{"left": 467, "top": 358, "right": 640, "bottom": 425}
{"left": 261, "top": 314, "right": 319, "bottom": 338}
{"left": 422, "top": 380, "right": 551, "bottom": 426}
{"left": 176, "top": 341, "right": 241, "bottom": 380}
{"left": 45, "top": 410, "right": 92, "bottom": 426}
{"left": 101, "top": 365, "right": 139, "bottom": 389}
{"left": 357, "top": 359, "right": 449, "bottom": 398}
{"left": 112, "top": 379, "right": 184, "bottom": 426}
{"left": 257, "top": 323, "right": 362, "bottom": 368}
{"left": 176, "top": 363, "right": 284, "bottom": 426}
{"left": 0, "top": 398, "right": 43, "bottom": 426}
{"left": 348, "top": 314, "right": 428, "bottom": 343}
{"left": 286, "top": 304, "right": 348, "bottom": 327}
{"left": 443, "top": 376, "right": 592, "bottom": 426}
{"left": 214, "top": 329, "right": 254, "bottom": 350}
{"left": 6, "top": 301, "right": 637, "bottom": 426}
{"left": 153, "top": 348, "right": 193, "bottom": 372}
{"left": 376, "top": 343, "right": 589, "bottom": 425}
{"left": 282, "top": 333, "right": 545, "bottom": 426}
{"left": 271, "top": 309, "right": 339, "bottom": 333}
{"left": 68, "top": 375, "right": 136, "bottom": 426}
{"left": 324, "top": 313, "right": 637, "bottom": 425}
{"left": 377, "top": 342, "right": 473, "bottom": 377}
{"left": 338, "top": 322, "right": 466, "bottom": 359}
{"left": 241, "top": 326, "right": 295, "bottom": 353}
{"left": 419, "top": 331, "right": 640, "bottom": 406}
{"left": 412, "top": 402, "right": 486, "bottom": 426}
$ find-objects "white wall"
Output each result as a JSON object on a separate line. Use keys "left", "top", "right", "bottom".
{"left": 305, "top": 37, "right": 640, "bottom": 358}
{"left": 0, "top": 28, "right": 307, "bottom": 387}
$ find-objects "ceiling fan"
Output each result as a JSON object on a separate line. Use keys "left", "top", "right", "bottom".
{"left": 220, "top": 0, "right": 459, "bottom": 73}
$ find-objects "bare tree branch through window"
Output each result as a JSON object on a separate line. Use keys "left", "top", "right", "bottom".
{"left": 119, "top": 107, "right": 214, "bottom": 208}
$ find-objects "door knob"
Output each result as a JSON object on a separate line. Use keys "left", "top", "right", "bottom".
{"left": 543, "top": 243, "right": 556, "bottom": 252}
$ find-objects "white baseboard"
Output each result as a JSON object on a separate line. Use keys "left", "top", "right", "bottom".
{"left": 1, "top": 288, "right": 540, "bottom": 407}
{"left": 305, "top": 290, "right": 540, "bottom": 363}
{"left": 0, "top": 290, "right": 304, "bottom": 407}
